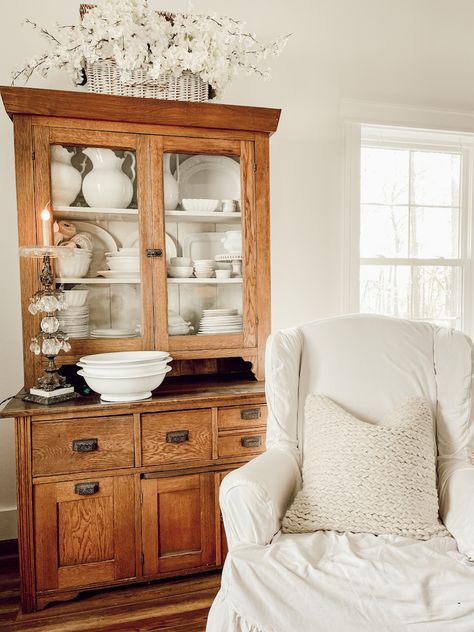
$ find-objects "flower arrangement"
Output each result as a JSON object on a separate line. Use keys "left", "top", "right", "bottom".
{"left": 13, "top": 0, "right": 289, "bottom": 98}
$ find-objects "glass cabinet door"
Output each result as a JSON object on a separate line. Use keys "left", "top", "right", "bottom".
{"left": 156, "top": 137, "right": 257, "bottom": 351}
{"left": 33, "top": 127, "right": 153, "bottom": 351}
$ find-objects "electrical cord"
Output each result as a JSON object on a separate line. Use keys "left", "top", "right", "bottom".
{"left": 0, "top": 395, "right": 15, "bottom": 407}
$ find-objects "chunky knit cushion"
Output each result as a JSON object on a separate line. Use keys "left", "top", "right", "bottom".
{"left": 282, "top": 395, "right": 448, "bottom": 539}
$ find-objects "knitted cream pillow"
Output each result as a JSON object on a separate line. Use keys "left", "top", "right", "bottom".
{"left": 282, "top": 395, "right": 448, "bottom": 539}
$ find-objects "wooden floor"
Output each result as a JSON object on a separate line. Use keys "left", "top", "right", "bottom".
{"left": 0, "top": 543, "right": 220, "bottom": 631}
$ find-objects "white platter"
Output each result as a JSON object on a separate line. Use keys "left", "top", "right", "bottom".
{"left": 80, "top": 351, "right": 170, "bottom": 365}
{"left": 183, "top": 232, "right": 224, "bottom": 261}
{"left": 176, "top": 155, "right": 240, "bottom": 203}
{"left": 97, "top": 270, "right": 140, "bottom": 278}
{"left": 65, "top": 221, "right": 118, "bottom": 276}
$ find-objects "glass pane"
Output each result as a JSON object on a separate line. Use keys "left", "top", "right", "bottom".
{"left": 360, "top": 265, "right": 411, "bottom": 318}
{"left": 412, "top": 151, "right": 461, "bottom": 207}
{"left": 361, "top": 147, "right": 409, "bottom": 205}
{"left": 360, "top": 204, "right": 408, "bottom": 257}
{"left": 411, "top": 266, "right": 462, "bottom": 322}
{"left": 164, "top": 152, "right": 243, "bottom": 337}
{"left": 411, "top": 207, "right": 460, "bottom": 258}
{"left": 51, "top": 144, "right": 141, "bottom": 340}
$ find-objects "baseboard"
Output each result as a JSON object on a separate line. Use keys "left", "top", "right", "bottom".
{"left": 0, "top": 507, "right": 18, "bottom": 541}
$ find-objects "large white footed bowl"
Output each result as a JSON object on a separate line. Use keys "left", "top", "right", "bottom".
{"left": 77, "top": 359, "right": 171, "bottom": 377}
{"left": 78, "top": 366, "right": 171, "bottom": 402}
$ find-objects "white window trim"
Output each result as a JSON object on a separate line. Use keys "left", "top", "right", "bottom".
{"left": 343, "top": 113, "right": 474, "bottom": 336}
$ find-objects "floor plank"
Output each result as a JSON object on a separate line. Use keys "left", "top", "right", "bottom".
{"left": 0, "top": 549, "right": 220, "bottom": 631}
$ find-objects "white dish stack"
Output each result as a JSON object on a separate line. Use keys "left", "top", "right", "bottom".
{"left": 99, "top": 248, "right": 140, "bottom": 278}
{"left": 59, "top": 290, "right": 90, "bottom": 339}
{"left": 197, "top": 308, "right": 243, "bottom": 334}
{"left": 77, "top": 351, "right": 173, "bottom": 402}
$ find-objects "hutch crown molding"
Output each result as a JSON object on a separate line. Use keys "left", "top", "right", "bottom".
{"left": 0, "top": 86, "right": 280, "bottom": 612}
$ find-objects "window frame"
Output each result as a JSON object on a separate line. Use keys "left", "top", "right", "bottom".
{"left": 344, "top": 123, "right": 474, "bottom": 335}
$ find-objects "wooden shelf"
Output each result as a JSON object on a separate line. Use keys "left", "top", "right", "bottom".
{"left": 55, "top": 277, "right": 140, "bottom": 284}
{"left": 54, "top": 206, "right": 138, "bottom": 220}
{"left": 167, "top": 278, "right": 242, "bottom": 285}
{"left": 165, "top": 210, "right": 241, "bottom": 224}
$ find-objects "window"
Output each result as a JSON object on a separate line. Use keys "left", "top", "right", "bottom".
{"left": 346, "top": 125, "right": 472, "bottom": 333}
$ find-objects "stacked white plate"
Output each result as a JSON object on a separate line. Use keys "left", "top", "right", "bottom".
{"left": 198, "top": 308, "right": 243, "bottom": 335}
{"left": 90, "top": 328, "right": 138, "bottom": 339}
{"left": 98, "top": 248, "right": 140, "bottom": 278}
{"left": 77, "top": 351, "right": 173, "bottom": 402}
{"left": 58, "top": 306, "right": 89, "bottom": 338}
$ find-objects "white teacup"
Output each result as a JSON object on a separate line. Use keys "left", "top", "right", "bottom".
{"left": 215, "top": 269, "right": 231, "bottom": 279}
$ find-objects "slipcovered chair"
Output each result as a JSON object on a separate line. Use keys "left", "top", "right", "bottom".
{"left": 207, "top": 315, "right": 474, "bottom": 632}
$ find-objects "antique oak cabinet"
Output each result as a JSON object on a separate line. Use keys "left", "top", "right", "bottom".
{"left": 0, "top": 86, "right": 280, "bottom": 612}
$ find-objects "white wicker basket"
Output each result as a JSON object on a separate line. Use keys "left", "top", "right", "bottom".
{"left": 85, "top": 61, "right": 209, "bottom": 102}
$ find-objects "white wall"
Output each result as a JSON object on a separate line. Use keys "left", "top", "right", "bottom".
{"left": 2, "top": 0, "right": 474, "bottom": 538}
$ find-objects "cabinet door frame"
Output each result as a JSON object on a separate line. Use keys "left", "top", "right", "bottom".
{"left": 150, "top": 135, "right": 257, "bottom": 353}
{"left": 31, "top": 125, "right": 155, "bottom": 363}
{"left": 141, "top": 472, "right": 216, "bottom": 576}
{"left": 34, "top": 474, "right": 136, "bottom": 592}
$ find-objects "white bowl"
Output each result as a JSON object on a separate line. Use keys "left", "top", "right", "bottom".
{"left": 170, "top": 257, "right": 192, "bottom": 267}
{"left": 215, "top": 269, "right": 232, "bottom": 279}
{"left": 78, "top": 366, "right": 171, "bottom": 402}
{"left": 182, "top": 198, "right": 219, "bottom": 213}
{"left": 63, "top": 289, "right": 89, "bottom": 307}
{"left": 195, "top": 270, "right": 215, "bottom": 278}
{"left": 78, "top": 360, "right": 171, "bottom": 377}
{"left": 80, "top": 351, "right": 170, "bottom": 365}
{"left": 193, "top": 259, "right": 216, "bottom": 268}
{"left": 56, "top": 251, "right": 92, "bottom": 278}
{"left": 168, "top": 266, "right": 194, "bottom": 278}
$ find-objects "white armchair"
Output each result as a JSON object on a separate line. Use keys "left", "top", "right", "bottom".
{"left": 207, "top": 315, "right": 474, "bottom": 632}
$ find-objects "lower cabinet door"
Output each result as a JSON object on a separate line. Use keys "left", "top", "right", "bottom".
{"left": 34, "top": 475, "right": 136, "bottom": 592}
{"left": 141, "top": 472, "right": 216, "bottom": 576}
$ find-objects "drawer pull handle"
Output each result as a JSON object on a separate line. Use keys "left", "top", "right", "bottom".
{"left": 166, "top": 430, "right": 189, "bottom": 444}
{"left": 72, "top": 438, "right": 98, "bottom": 453}
{"left": 75, "top": 482, "right": 99, "bottom": 496}
{"left": 240, "top": 408, "right": 261, "bottom": 421}
{"left": 241, "top": 436, "right": 262, "bottom": 449}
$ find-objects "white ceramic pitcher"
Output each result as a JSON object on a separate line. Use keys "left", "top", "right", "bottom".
{"left": 51, "top": 146, "right": 82, "bottom": 207}
{"left": 82, "top": 148, "right": 136, "bottom": 209}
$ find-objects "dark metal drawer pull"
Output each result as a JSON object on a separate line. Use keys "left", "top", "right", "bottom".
{"left": 241, "top": 436, "right": 262, "bottom": 449}
{"left": 166, "top": 430, "right": 189, "bottom": 444}
{"left": 146, "top": 248, "right": 163, "bottom": 258}
{"left": 75, "top": 482, "right": 99, "bottom": 496}
{"left": 240, "top": 408, "right": 261, "bottom": 421}
{"left": 72, "top": 438, "right": 98, "bottom": 453}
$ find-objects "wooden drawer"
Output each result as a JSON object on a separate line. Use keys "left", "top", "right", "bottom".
{"left": 32, "top": 416, "right": 134, "bottom": 477}
{"left": 218, "top": 404, "right": 267, "bottom": 431}
{"left": 218, "top": 430, "right": 266, "bottom": 459}
{"left": 142, "top": 409, "right": 212, "bottom": 466}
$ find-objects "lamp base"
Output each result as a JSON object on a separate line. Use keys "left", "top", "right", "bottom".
{"left": 22, "top": 385, "right": 79, "bottom": 405}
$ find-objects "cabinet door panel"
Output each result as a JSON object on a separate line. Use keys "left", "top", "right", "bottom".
{"left": 141, "top": 473, "right": 216, "bottom": 576}
{"left": 34, "top": 475, "right": 135, "bottom": 591}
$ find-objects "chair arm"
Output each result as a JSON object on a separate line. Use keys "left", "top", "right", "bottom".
{"left": 439, "top": 461, "right": 474, "bottom": 560}
{"left": 219, "top": 447, "right": 301, "bottom": 549}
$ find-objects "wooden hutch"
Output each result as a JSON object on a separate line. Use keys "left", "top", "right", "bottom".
{"left": 0, "top": 86, "right": 280, "bottom": 612}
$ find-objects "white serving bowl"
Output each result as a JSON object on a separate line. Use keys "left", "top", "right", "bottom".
{"left": 215, "top": 269, "right": 232, "bottom": 279}
{"left": 63, "top": 289, "right": 89, "bottom": 307}
{"left": 168, "top": 266, "right": 194, "bottom": 278}
{"left": 78, "top": 360, "right": 171, "bottom": 377}
{"left": 78, "top": 366, "right": 172, "bottom": 402}
{"left": 182, "top": 198, "right": 219, "bottom": 213}
{"left": 170, "top": 257, "right": 192, "bottom": 267}
{"left": 56, "top": 251, "right": 92, "bottom": 278}
{"left": 106, "top": 258, "right": 140, "bottom": 272}
{"left": 80, "top": 351, "right": 170, "bottom": 365}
